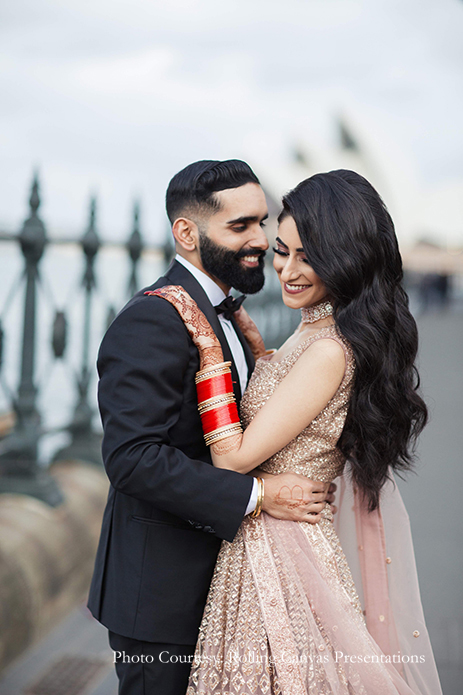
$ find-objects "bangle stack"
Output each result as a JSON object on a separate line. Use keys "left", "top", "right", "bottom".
{"left": 196, "top": 362, "right": 243, "bottom": 446}
{"left": 250, "top": 477, "right": 264, "bottom": 518}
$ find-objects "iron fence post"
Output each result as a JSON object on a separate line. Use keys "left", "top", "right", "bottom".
{"left": 127, "top": 201, "right": 143, "bottom": 297}
{"left": 53, "top": 197, "right": 103, "bottom": 466}
{"left": 0, "top": 173, "right": 63, "bottom": 505}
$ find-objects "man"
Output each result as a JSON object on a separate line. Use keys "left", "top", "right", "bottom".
{"left": 87, "top": 159, "right": 333, "bottom": 694}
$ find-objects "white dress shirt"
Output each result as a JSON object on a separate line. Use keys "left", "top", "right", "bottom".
{"left": 175, "top": 254, "right": 258, "bottom": 514}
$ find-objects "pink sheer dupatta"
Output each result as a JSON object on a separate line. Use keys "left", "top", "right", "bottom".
{"left": 334, "top": 468, "right": 443, "bottom": 695}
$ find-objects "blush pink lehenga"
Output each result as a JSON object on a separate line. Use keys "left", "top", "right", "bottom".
{"left": 186, "top": 326, "right": 442, "bottom": 695}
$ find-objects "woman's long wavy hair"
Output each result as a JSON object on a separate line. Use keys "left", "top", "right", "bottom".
{"left": 280, "top": 170, "right": 428, "bottom": 511}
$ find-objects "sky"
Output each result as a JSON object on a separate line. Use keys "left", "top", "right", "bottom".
{"left": 0, "top": 0, "right": 462, "bottom": 245}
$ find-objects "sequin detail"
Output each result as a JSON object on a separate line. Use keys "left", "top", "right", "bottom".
{"left": 241, "top": 326, "right": 355, "bottom": 483}
{"left": 187, "top": 328, "right": 407, "bottom": 694}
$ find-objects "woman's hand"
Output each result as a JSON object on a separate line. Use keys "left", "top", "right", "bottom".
{"left": 233, "top": 307, "right": 267, "bottom": 360}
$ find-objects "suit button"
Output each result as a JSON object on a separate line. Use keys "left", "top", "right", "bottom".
{"left": 187, "top": 520, "right": 203, "bottom": 530}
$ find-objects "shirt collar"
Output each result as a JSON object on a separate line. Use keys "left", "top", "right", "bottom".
{"left": 175, "top": 254, "right": 228, "bottom": 307}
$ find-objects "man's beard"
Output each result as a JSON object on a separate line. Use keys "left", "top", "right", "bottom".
{"left": 198, "top": 231, "right": 266, "bottom": 294}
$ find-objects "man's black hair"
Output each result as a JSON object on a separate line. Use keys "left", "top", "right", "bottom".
{"left": 165, "top": 159, "right": 260, "bottom": 223}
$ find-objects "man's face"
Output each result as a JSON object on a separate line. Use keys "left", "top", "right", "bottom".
{"left": 198, "top": 183, "right": 269, "bottom": 294}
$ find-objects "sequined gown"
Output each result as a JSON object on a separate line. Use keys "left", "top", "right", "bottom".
{"left": 186, "top": 327, "right": 417, "bottom": 695}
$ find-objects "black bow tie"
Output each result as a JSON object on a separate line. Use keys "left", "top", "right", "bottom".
{"left": 214, "top": 294, "right": 246, "bottom": 320}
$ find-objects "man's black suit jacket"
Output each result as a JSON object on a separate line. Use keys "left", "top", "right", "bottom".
{"left": 87, "top": 260, "right": 255, "bottom": 644}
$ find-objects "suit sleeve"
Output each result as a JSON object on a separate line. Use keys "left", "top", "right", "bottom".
{"left": 97, "top": 294, "right": 253, "bottom": 542}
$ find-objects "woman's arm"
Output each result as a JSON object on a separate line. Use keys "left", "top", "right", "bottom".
{"left": 147, "top": 286, "right": 346, "bottom": 476}
{"left": 211, "top": 338, "right": 346, "bottom": 473}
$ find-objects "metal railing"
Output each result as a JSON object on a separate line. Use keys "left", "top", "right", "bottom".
{"left": 0, "top": 172, "right": 296, "bottom": 506}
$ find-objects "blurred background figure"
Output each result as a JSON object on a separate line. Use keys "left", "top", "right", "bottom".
{"left": 419, "top": 271, "right": 451, "bottom": 313}
{"left": 0, "top": 1, "right": 462, "bottom": 694}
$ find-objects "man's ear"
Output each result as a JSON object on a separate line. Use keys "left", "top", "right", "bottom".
{"left": 172, "top": 217, "right": 199, "bottom": 253}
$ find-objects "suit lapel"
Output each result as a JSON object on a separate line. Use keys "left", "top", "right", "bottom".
{"left": 163, "top": 260, "right": 243, "bottom": 402}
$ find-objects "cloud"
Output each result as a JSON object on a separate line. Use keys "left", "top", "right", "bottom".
{"left": 73, "top": 48, "right": 178, "bottom": 95}
{"left": 0, "top": 0, "right": 462, "bottom": 243}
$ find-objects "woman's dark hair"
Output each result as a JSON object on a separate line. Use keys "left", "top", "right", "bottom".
{"left": 280, "top": 170, "right": 428, "bottom": 510}
{"left": 166, "top": 159, "right": 259, "bottom": 223}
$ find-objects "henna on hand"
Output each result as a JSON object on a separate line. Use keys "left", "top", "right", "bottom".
{"left": 274, "top": 484, "right": 308, "bottom": 510}
{"left": 234, "top": 307, "right": 267, "bottom": 360}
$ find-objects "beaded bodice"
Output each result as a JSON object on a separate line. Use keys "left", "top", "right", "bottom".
{"left": 240, "top": 325, "right": 355, "bottom": 483}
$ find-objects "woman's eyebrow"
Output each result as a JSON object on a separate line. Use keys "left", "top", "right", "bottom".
{"left": 275, "top": 236, "right": 305, "bottom": 253}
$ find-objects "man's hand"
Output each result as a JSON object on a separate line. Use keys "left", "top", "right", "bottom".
{"left": 257, "top": 471, "right": 332, "bottom": 524}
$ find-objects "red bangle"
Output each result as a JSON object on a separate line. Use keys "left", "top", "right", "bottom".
{"left": 199, "top": 402, "right": 240, "bottom": 435}
{"left": 196, "top": 371, "right": 234, "bottom": 402}
{"left": 195, "top": 363, "right": 242, "bottom": 445}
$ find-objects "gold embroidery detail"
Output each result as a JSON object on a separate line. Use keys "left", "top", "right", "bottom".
{"left": 242, "top": 326, "right": 355, "bottom": 483}
{"left": 186, "top": 327, "right": 398, "bottom": 693}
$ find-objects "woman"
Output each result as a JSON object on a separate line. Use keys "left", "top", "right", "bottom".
{"left": 153, "top": 170, "right": 442, "bottom": 694}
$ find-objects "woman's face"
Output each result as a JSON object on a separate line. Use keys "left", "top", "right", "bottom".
{"left": 273, "top": 215, "right": 327, "bottom": 310}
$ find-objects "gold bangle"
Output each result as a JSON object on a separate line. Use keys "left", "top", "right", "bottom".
{"left": 195, "top": 367, "right": 231, "bottom": 383}
{"left": 195, "top": 362, "right": 232, "bottom": 383}
{"left": 204, "top": 424, "right": 243, "bottom": 446}
{"left": 198, "top": 393, "right": 236, "bottom": 414}
{"left": 250, "top": 477, "right": 264, "bottom": 518}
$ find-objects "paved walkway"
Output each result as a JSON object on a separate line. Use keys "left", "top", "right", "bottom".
{"left": 0, "top": 605, "right": 116, "bottom": 695}
{"left": 0, "top": 310, "right": 461, "bottom": 695}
